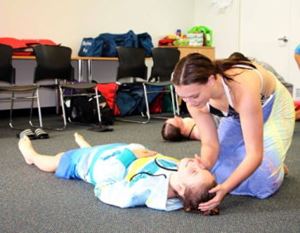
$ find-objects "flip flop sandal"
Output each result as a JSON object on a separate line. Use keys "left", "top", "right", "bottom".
{"left": 88, "top": 124, "right": 114, "bottom": 132}
{"left": 17, "top": 128, "right": 37, "bottom": 140}
{"left": 34, "top": 128, "right": 49, "bottom": 139}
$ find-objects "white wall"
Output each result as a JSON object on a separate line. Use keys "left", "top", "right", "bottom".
{"left": 0, "top": 0, "right": 197, "bottom": 109}
{"left": 194, "top": 0, "right": 240, "bottom": 59}
{"left": 288, "top": 0, "right": 300, "bottom": 95}
{"left": 194, "top": 0, "right": 300, "bottom": 95}
{"left": 2, "top": 0, "right": 299, "bottom": 109}
{"left": 1, "top": 0, "right": 195, "bottom": 54}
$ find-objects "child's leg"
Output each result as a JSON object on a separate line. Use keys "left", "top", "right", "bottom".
{"left": 74, "top": 132, "right": 91, "bottom": 148}
{"left": 18, "top": 136, "right": 63, "bottom": 173}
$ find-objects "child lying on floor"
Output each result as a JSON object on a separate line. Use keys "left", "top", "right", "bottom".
{"left": 18, "top": 133, "right": 219, "bottom": 215}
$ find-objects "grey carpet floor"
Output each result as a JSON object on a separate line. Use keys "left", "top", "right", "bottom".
{"left": 0, "top": 116, "right": 299, "bottom": 233}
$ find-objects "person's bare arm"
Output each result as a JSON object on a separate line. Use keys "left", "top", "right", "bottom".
{"left": 188, "top": 105, "right": 219, "bottom": 169}
{"left": 222, "top": 73, "right": 263, "bottom": 193}
{"left": 199, "top": 71, "right": 264, "bottom": 211}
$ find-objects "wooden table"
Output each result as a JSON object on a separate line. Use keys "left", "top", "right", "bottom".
{"left": 13, "top": 55, "right": 119, "bottom": 82}
{"left": 159, "top": 46, "right": 215, "bottom": 60}
{"left": 76, "top": 56, "right": 118, "bottom": 81}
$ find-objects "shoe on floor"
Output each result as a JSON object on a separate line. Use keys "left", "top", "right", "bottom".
{"left": 88, "top": 124, "right": 114, "bottom": 132}
{"left": 17, "top": 129, "right": 37, "bottom": 140}
{"left": 34, "top": 128, "right": 49, "bottom": 139}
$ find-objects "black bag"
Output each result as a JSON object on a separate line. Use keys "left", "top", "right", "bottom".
{"left": 65, "top": 95, "right": 114, "bottom": 125}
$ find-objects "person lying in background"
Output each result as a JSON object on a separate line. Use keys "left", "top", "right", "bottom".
{"left": 161, "top": 116, "right": 200, "bottom": 141}
{"left": 161, "top": 116, "right": 219, "bottom": 141}
{"left": 18, "top": 133, "right": 218, "bottom": 215}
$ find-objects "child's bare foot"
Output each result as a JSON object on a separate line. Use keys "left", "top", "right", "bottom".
{"left": 18, "top": 136, "right": 36, "bottom": 165}
{"left": 74, "top": 132, "right": 91, "bottom": 148}
{"left": 284, "top": 164, "right": 289, "bottom": 176}
{"left": 74, "top": 132, "right": 85, "bottom": 146}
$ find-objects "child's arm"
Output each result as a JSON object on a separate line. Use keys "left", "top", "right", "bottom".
{"left": 131, "top": 149, "right": 157, "bottom": 158}
{"left": 94, "top": 175, "right": 183, "bottom": 211}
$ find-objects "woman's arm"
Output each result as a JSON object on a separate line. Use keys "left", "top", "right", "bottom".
{"left": 222, "top": 71, "right": 264, "bottom": 193}
{"left": 199, "top": 71, "right": 264, "bottom": 211}
{"left": 188, "top": 105, "right": 219, "bottom": 169}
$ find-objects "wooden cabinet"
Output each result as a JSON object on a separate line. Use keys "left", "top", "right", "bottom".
{"left": 160, "top": 46, "right": 215, "bottom": 60}
{"left": 177, "top": 46, "right": 215, "bottom": 60}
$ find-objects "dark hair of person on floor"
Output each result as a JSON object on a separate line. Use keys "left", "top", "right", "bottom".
{"left": 161, "top": 122, "right": 184, "bottom": 141}
{"left": 181, "top": 179, "right": 219, "bottom": 215}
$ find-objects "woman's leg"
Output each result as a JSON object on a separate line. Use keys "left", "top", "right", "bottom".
{"left": 18, "top": 136, "right": 63, "bottom": 173}
{"left": 74, "top": 132, "right": 91, "bottom": 148}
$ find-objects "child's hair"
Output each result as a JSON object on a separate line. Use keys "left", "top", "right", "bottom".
{"left": 181, "top": 180, "right": 220, "bottom": 216}
{"left": 161, "top": 122, "right": 184, "bottom": 141}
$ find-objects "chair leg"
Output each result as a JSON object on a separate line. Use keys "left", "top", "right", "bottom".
{"left": 170, "top": 85, "right": 180, "bottom": 116}
{"left": 36, "top": 89, "right": 43, "bottom": 128}
{"left": 8, "top": 92, "right": 15, "bottom": 128}
{"left": 29, "top": 89, "right": 43, "bottom": 128}
{"left": 175, "top": 92, "right": 180, "bottom": 115}
{"left": 142, "top": 85, "right": 180, "bottom": 121}
{"left": 94, "top": 88, "right": 102, "bottom": 124}
{"left": 29, "top": 86, "right": 65, "bottom": 130}
{"left": 117, "top": 84, "right": 150, "bottom": 124}
{"left": 142, "top": 83, "right": 151, "bottom": 123}
{"left": 59, "top": 86, "right": 67, "bottom": 129}
{"left": 7, "top": 89, "right": 44, "bottom": 129}
{"left": 55, "top": 79, "right": 60, "bottom": 114}
{"left": 170, "top": 85, "right": 176, "bottom": 116}
{"left": 29, "top": 91, "right": 35, "bottom": 127}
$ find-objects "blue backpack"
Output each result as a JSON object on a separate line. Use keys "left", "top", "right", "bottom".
{"left": 78, "top": 30, "right": 153, "bottom": 57}
{"left": 78, "top": 37, "right": 103, "bottom": 56}
{"left": 137, "top": 33, "right": 153, "bottom": 57}
{"left": 99, "top": 30, "right": 138, "bottom": 57}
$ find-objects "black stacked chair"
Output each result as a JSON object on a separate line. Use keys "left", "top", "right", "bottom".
{"left": 32, "top": 45, "right": 102, "bottom": 130}
{"left": 145, "top": 47, "right": 180, "bottom": 118}
{"left": 116, "top": 47, "right": 150, "bottom": 123}
{"left": 0, "top": 44, "right": 43, "bottom": 129}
